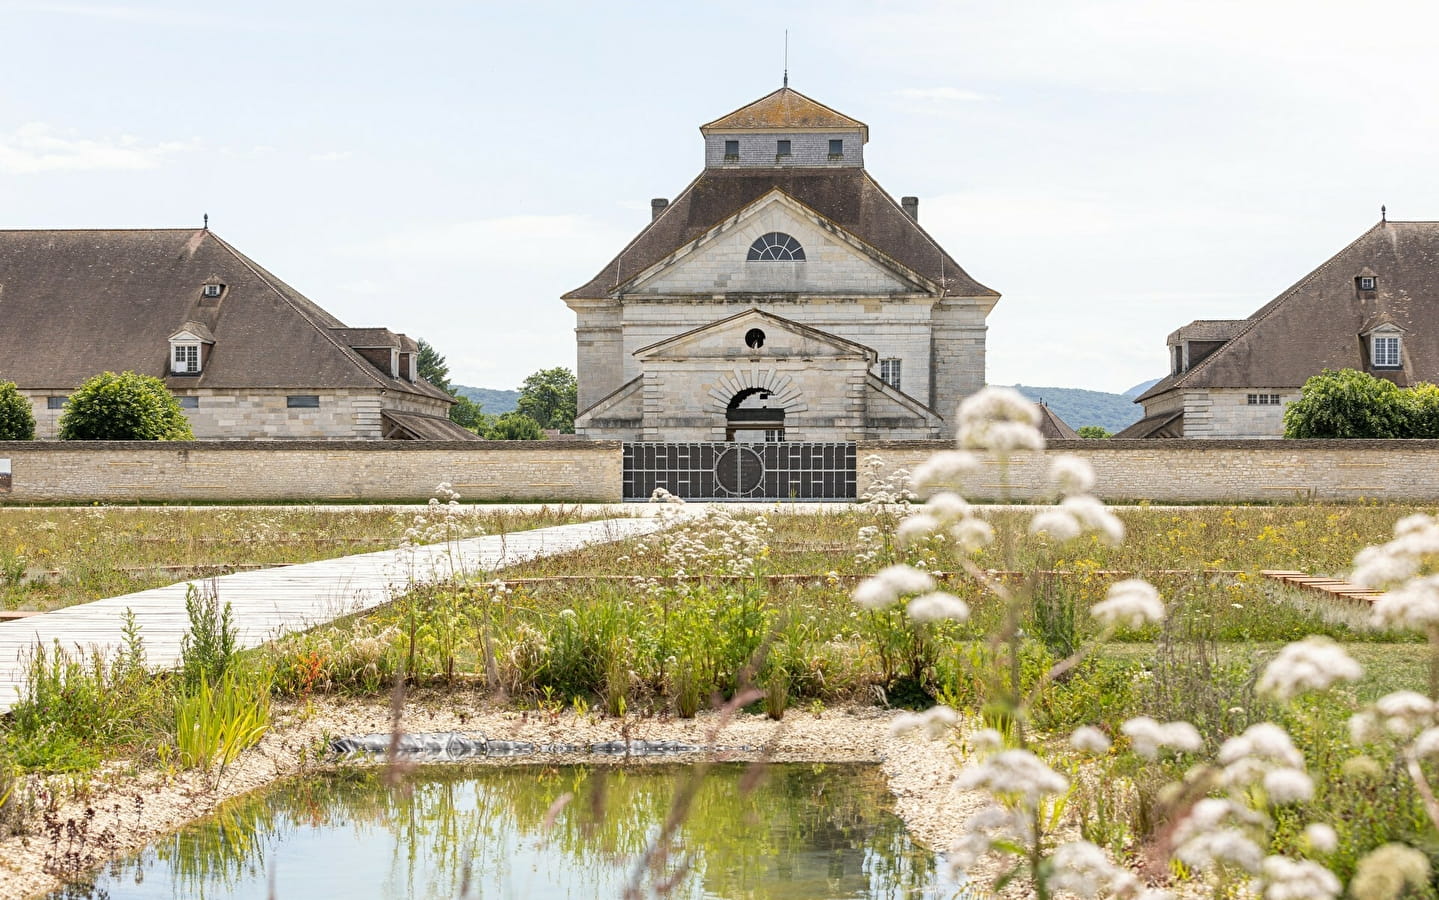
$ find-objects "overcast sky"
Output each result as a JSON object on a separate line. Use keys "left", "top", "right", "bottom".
{"left": 4, "top": 0, "right": 1437, "bottom": 397}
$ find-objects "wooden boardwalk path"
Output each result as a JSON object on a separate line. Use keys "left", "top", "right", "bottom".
{"left": 1261, "top": 569, "right": 1382, "bottom": 605}
{"left": 0, "top": 517, "right": 664, "bottom": 715}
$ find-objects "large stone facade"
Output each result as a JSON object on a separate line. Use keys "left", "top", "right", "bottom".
{"left": 566, "top": 87, "right": 998, "bottom": 443}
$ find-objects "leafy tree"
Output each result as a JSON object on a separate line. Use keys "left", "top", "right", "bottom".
{"left": 58, "top": 372, "right": 194, "bottom": 441}
{"left": 485, "top": 411, "right": 544, "bottom": 441}
{"left": 1283, "top": 369, "right": 1408, "bottom": 438}
{"left": 517, "top": 367, "right": 577, "bottom": 433}
{"left": 448, "top": 395, "right": 492, "bottom": 434}
{"left": 0, "top": 381, "right": 35, "bottom": 440}
{"left": 1402, "top": 382, "right": 1439, "bottom": 439}
{"left": 416, "top": 339, "right": 451, "bottom": 394}
{"left": 1076, "top": 425, "right": 1111, "bottom": 439}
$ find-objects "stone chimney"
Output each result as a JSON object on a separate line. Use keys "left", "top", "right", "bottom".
{"left": 651, "top": 198, "right": 669, "bottom": 221}
{"left": 901, "top": 196, "right": 919, "bottom": 222}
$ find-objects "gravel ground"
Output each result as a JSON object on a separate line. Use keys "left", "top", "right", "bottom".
{"left": 0, "top": 693, "right": 965, "bottom": 900}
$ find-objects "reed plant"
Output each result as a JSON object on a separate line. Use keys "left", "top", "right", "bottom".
{"left": 174, "top": 668, "right": 272, "bottom": 778}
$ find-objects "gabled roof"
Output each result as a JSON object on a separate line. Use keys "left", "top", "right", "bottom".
{"left": 1114, "top": 409, "right": 1185, "bottom": 439}
{"left": 634, "top": 307, "right": 876, "bottom": 361}
{"left": 1140, "top": 221, "right": 1439, "bottom": 402}
{"left": 700, "top": 87, "right": 868, "bottom": 141}
{"left": 564, "top": 169, "right": 997, "bottom": 301}
{"left": 0, "top": 228, "right": 450, "bottom": 401}
{"left": 381, "top": 410, "right": 483, "bottom": 441}
{"left": 1036, "top": 403, "right": 1080, "bottom": 440}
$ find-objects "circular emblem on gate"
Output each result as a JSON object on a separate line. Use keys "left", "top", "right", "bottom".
{"left": 714, "top": 446, "right": 765, "bottom": 495}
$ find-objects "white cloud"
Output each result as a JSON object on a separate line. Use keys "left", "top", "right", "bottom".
{"left": 0, "top": 123, "right": 193, "bottom": 174}
{"left": 895, "top": 87, "right": 989, "bottom": 103}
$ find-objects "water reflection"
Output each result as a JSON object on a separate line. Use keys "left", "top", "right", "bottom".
{"left": 56, "top": 763, "right": 963, "bottom": 899}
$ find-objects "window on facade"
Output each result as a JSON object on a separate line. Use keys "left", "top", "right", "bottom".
{"left": 724, "top": 139, "right": 739, "bottom": 159}
{"left": 47, "top": 397, "right": 65, "bottom": 410}
{"left": 879, "top": 358, "right": 902, "bottom": 391}
{"left": 1359, "top": 276, "right": 1376, "bottom": 291}
{"left": 177, "top": 396, "right": 199, "bottom": 409}
{"left": 1246, "top": 394, "right": 1281, "bottom": 406}
{"left": 776, "top": 139, "right": 791, "bottom": 157}
{"left": 202, "top": 283, "right": 223, "bottom": 298}
{"left": 747, "top": 232, "right": 805, "bottom": 261}
{"left": 744, "top": 328, "right": 766, "bottom": 349}
{"left": 287, "top": 395, "right": 320, "bottom": 408}
{"left": 1374, "top": 335, "right": 1401, "bottom": 367}
{"left": 172, "top": 344, "right": 200, "bottom": 374}
{"left": 829, "top": 139, "right": 843, "bottom": 156}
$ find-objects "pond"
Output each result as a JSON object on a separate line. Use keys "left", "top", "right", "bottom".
{"left": 53, "top": 762, "right": 968, "bottom": 899}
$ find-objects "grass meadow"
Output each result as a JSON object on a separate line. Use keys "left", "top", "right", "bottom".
{"left": 2, "top": 500, "right": 1438, "bottom": 891}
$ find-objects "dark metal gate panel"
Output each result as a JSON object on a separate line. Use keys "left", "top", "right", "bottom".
{"left": 623, "top": 442, "right": 856, "bottom": 501}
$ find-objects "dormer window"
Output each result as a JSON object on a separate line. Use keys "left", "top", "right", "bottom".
{"left": 1374, "top": 334, "right": 1401, "bottom": 368}
{"left": 776, "top": 139, "right": 792, "bottom": 157}
{"left": 202, "top": 283, "right": 222, "bottom": 298}
{"left": 829, "top": 139, "right": 843, "bottom": 157}
{"left": 172, "top": 343, "right": 200, "bottom": 374}
{"left": 724, "top": 139, "right": 739, "bottom": 160}
{"left": 1359, "top": 276, "right": 1376, "bottom": 291}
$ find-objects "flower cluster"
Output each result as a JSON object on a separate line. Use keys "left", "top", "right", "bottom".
{"left": 1256, "top": 636, "right": 1363, "bottom": 702}
{"left": 1091, "top": 579, "right": 1165, "bottom": 629}
{"left": 956, "top": 386, "right": 1045, "bottom": 452}
{"left": 1028, "top": 456, "right": 1125, "bottom": 545}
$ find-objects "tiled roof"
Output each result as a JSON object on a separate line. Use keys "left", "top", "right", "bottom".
{"left": 700, "top": 87, "right": 868, "bottom": 140}
{"left": 381, "top": 410, "right": 483, "bottom": 440}
{"left": 1037, "top": 403, "right": 1080, "bottom": 440}
{"left": 1140, "top": 221, "right": 1439, "bottom": 401}
{"left": 564, "top": 169, "right": 996, "bottom": 300}
{"left": 0, "top": 228, "right": 450, "bottom": 401}
{"left": 1113, "top": 410, "right": 1184, "bottom": 438}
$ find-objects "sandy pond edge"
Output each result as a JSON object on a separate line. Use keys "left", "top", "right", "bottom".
{"left": 0, "top": 693, "right": 985, "bottom": 900}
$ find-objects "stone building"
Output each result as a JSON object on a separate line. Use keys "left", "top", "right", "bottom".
{"left": 1121, "top": 219, "right": 1439, "bottom": 438}
{"left": 0, "top": 228, "right": 474, "bottom": 440}
{"left": 564, "top": 86, "right": 999, "bottom": 442}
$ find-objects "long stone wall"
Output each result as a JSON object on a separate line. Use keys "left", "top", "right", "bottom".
{"left": 0, "top": 441, "right": 622, "bottom": 503}
{"left": 857, "top": 440, "right": 1439, "bottom": 503}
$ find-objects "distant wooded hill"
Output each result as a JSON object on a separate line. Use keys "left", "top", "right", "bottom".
{"left": 456, "top": 381, "right": 1160, "bottom": 434}
{"left": 1005, "top": 384, "right": 1149, "bottom": 434}
{"left": 453, "top": 386, "right": 519, "bottom": 414}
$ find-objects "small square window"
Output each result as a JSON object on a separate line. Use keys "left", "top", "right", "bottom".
{"left": 1359, "top": 276, "right": 1376, "bottom": 291}
{"left": 47, "top": 396, "right": 66, "bottom": 410}
{"left": 202, "top": 283, "right": 223, "bottom": 298}
{"left": 829, "top": 139, "right": 843, "bottom": 156}
{"left": 723, "top": 139, "right": 739, "bottom": 159}
{"left": 287, "top": 395, "right": 320, "bottom": 408}
{"left": 176, "top": 396, "right": 199, "bottom": 409}
{"left": 776, "top": 140, "right": 791, "bottom": 157}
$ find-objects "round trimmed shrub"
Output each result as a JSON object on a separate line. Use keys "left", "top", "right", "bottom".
{"left": 0, "top": 381, "right": 35, "bottom": 440}
{"left": 58, "top": 372, "right": 194, "bottom": 441}
{"left": 1283, "top": 368, "right": 1408, "bottom": 438}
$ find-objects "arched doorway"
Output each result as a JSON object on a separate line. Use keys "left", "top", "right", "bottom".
{"left": 726, "top": 387, "right": 784, "bottom": 442}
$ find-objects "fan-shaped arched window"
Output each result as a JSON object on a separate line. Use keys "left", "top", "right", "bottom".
{"left": 747, "top": 232, "right": 806, "bottom": 261}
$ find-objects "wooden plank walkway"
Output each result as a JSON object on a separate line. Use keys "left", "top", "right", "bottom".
{"left": 1261, "top": 570, "right": 1383, "bottom": 605}
{"left": 0, "top": 517, "right": 664, "bottom": 714}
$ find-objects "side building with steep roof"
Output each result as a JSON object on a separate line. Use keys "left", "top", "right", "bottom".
{"left": 1120, "top": 219, "right": 1439, "bottom": 438}
{"left": 0, "top": 228, "right": 474, "bottom": 440}
{"left": 564, "top": 86, "right": 999, "bottom": 442}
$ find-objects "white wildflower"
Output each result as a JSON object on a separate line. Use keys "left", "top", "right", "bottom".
{"left": 1350, "top": 843, "right": 1430, "bottom": 900}
{"left": 1121, "top": 716, "right": 1202, "bottom": 759}
{"left": 1255, "top": 855, "right": 1341, "bottom": 900}
{"left": 889, "top": 705, "right": 958, "bottom": 740}
{"left": 1262, "top": 768, "right": 1314, "bottom": 804}
{"left": 1218, "top": 723, "right": 1305, "bottom": 789}
{"left": 896, "top": 513, "right": 940, "bottom": 546}
{"left": 951, "top": 516, "right": 995, "bottom": 551}
{"left": 1374, "top": 690, "right": 1436, "bottom": 737}
{"left": 1048, "top": 840, "right": 1136, "bottom": 899}
{"left": 911, "top": 450, "right": 981, "bottom": 491}
{"left": 1256, "top": 636, "right": 1363, "bottom": 702}
{"left": 1070, "top": 725, "right": 1112, "bottom": 754}
{"left": 1176, "top": 827, "right": 1265, "bottom": 874}
{"left": 1414, "top": 727, "right": 1439, "bottom": 759}
{"left": 970, "top": 728, "right": 1005, "bottom": 752}
{"left": 853, "top": 564, "right": 937, "bottom": 609}
{"left": 907, "top": 591, "right": 971, "bottom": 623}
{"left": 1030, "top": 508, "right": 1083, "bottom": 541}
{"left": 955, "top": 748, "right": 1068, "bottom": 803}
{"left": 957, "top": 387, "right": 1045, "bottom": 452}
{"left": 1049, "top": 454, "right": 1096, "bottom": 496}
{"left": 1303, "top": 823, "right": 1338, "bottom": 854}
{"left": 1371, "top": 575, "right": 1439, "bottom": 630}
{"left": 946, "top": 805, "right": 1014, "bottom": 873}
{"left": 1352, "top": 544, "right": 1419, "bottom": 589}
{"left": 925, "top": 491, "right": 971, "bottom": 521}
{"left": 1092, "top": 580, "right": 1165, "bottom": 629}
{"left": 1061, "top": 494, "right": 1126, "bottom": 545}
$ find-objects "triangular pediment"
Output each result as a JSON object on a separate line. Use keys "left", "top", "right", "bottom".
{"left": 635, "top": 308, "right": 877, "bottom": 362}
{"left": 700, "top": 87, "right": 868, "bottom": 140}
{"left": 623, "top": 190, "right": 932, "bottom": 297}
{"left": 169, "top": 323, "right": 214, "bottom": 344}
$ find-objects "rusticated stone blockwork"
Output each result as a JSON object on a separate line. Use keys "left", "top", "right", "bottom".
{"left": 0, "top": 442, "right": 622, "bottom": 503}
{"left": 857, "top": 440, "right": 1439, "bottom": 503}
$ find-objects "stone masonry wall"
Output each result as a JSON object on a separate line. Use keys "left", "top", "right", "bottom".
{"left": 857, "top": 440, "right": 1439, "bottom": 503}
{"left": 0, "top": 442, "right": 621, "bottom": 503}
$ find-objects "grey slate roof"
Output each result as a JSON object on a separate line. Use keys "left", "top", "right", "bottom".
{"left": 0, "top": 228, "right": 450, "bottom": 401}
{"left": 381, "top": 410, "right": 482, "bottom": 441}
{"left": 1139, "top": 221, "right": 1439, "bottom": 403}
{"left": 564, "top": 169, "right": 996, "bottom": 301}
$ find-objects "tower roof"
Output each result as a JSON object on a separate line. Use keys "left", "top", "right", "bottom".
{"left": 700, "top": 87, "right": 868, "bottom": 141}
